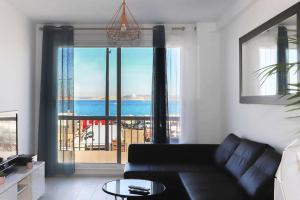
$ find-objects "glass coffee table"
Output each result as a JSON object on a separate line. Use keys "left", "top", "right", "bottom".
{"left": 102, "top": 179, "right": 166, "bottom": 200}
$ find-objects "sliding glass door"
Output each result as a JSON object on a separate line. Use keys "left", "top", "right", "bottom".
{"left": 73, "top": 48, "right": 119, "bottom": 164}
{"left": 65, "top": 47, "right": 180, "bottom": 164}
{"left": 120, "top": 48, "right": 153, "bottom": 163}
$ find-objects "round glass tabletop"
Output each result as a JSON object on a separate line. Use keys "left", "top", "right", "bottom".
{"left": 102, "top": 179, "right": 166, "bottom": 198}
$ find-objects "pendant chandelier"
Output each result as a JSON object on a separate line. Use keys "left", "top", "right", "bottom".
{"left": 106, "top": 0, "right": 141, "bottom": 41}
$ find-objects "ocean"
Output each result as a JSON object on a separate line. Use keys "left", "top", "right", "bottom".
{"left": 73, "top": 100, "right": 180, "bottom": 116}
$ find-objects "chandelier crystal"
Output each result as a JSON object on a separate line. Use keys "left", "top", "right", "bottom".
{"left": 106, "top": 0, "right": 141, "bottom": 41}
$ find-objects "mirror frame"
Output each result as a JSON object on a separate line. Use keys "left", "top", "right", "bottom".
{"left": 239, "top": 2, "right": 300, "bottom": 105}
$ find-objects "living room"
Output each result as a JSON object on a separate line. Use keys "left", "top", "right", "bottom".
{"left": 0, "top": 0, "right": 299, "bottom": 199}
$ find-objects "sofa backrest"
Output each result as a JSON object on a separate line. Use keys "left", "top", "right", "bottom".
{"left": 224, "top": 139, "right": 268, "bottom": 179}
{"left": 214, "top": 133, "right": 241, "bottom": 167}
{"left": 238, "top": 149, "right": 281, "bottom": 199}
{"left": 128, "top": 144, "right": 218, "bottom": 164}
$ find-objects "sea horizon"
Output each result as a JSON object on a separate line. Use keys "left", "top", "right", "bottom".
{"left": 69, "top": 99, "right": 180, "bottom": 116}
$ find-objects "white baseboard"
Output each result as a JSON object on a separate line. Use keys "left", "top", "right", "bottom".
{"left": 75, "top": 164, "right": 125, "bottom": 176}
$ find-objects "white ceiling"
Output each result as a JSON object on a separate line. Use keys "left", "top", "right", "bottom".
{"left": 7, "top": 0, "right": 238, "bottom": 24}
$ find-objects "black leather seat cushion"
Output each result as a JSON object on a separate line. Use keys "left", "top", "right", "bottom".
{"left": 214, "top": 133, "right": 241, "bottom": 167}
{"left": 239, "top": 149, "right": 281, "bottom": 200}
{"left": 124, "top": 163, "right": 214, "bottom": 185}
{"left": 180, "top": 172, "right": 249, "bottom": 200}
{"left": 225, "top": 139, "right": 268, "bottom": 179}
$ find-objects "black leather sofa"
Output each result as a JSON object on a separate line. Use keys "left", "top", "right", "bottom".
{"left": 124, "top": 134, "right": 281, "bottom": 200}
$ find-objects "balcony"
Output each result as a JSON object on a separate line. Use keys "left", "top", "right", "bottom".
{"left": 58, "top": 116, "right": 180, "bottom": 164}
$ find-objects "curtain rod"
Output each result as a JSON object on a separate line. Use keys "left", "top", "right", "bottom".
{"left": 38, "top": 26, "right": 186, "bottom": 31}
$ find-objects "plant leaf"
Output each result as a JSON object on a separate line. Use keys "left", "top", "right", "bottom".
{"left": 287, "top": 93, "right": 300, "bottom": 100}
{"left": 287, "top": 116, "right": 300, "bottom": 119}
{"left": 286, "top": 107, "right": 300, "bottom": 112}
{"left": 286, "top": 100, "right": 300, "bottom": 107}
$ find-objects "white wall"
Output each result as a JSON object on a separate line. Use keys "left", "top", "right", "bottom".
{"left": 219, "top": 0, "right": 300, "bottom": 150}
{"left": 0, "top": 1, "right": 35, "bottom": 154}
{"left": 196, "top": 23, "right": 223, "bottom": 144}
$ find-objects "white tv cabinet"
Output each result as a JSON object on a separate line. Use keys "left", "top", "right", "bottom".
{"left": 0, "top": 162, "right": 45, "bottom": 200}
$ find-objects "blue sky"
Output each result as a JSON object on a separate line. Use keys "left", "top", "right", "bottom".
{"left": 74, "top": 47, "right": 180, "bottom": 99}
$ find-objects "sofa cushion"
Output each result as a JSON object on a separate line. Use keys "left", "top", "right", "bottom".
{"left": 179, "top": 172, "right": 249, "bottom": 200}
{"left": 124, "top": 163, "right": 216, "bottom": 183}
{"left": 239, "top": 149, "right": 281, "bottom": 199}
{"left": 215, "top": 133, "right": 241, "bottom": 167}
{"left": 225, "top": 139, "right": 267, "bottom": 179}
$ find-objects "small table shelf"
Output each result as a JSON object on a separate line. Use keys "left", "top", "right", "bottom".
{"left": 17, "top": 184, "right": 27, "bottom": 195}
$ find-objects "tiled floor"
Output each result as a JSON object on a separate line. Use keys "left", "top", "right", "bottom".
{"left": 40, "top": 176, "right": 122, "bottom": 200}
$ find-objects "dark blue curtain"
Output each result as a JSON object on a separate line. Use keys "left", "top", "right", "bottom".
{"left": 152, "top": 25, "right": 169, "bottom": 143}
{"left": 38, "top": 26, "right": 75, "bottom": 176}
{"left": 277, "top": 26, "right": 289, "bottom": 95}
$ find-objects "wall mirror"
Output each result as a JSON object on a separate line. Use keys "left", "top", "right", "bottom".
{"left": 240, "top": 3, "right": 300, "bottom": 104}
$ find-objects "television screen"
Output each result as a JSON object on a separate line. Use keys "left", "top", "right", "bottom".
{"left": 0, "top": 111, "right": 17, "bottom": 163}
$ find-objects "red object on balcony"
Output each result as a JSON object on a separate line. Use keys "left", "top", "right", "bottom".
{"left": 94, "top": 120, "right": 99, "bottom": 125}
{"left": 82, "top": 120, "right": 87, "bottom": 129}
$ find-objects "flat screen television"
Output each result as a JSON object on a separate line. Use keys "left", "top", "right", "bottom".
{"left": 0, "top": 111, "right": 17, "bottom": 164}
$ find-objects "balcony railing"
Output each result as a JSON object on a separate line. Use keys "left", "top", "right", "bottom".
{"left": 58, "top": 116, "right": 180, "bottom": 163}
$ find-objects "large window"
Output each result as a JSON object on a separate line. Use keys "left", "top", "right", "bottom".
{"left": 60, "top": 47, "right": 180, "bottom": 164}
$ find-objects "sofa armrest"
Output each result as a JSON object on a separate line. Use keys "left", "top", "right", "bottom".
{"left": 127, "top": 144, "right": 218, "bottom": 165}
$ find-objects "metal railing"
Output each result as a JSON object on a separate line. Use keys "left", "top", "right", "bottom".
{"left": 58, "top": 116, "right": 180, "bottom": 152}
